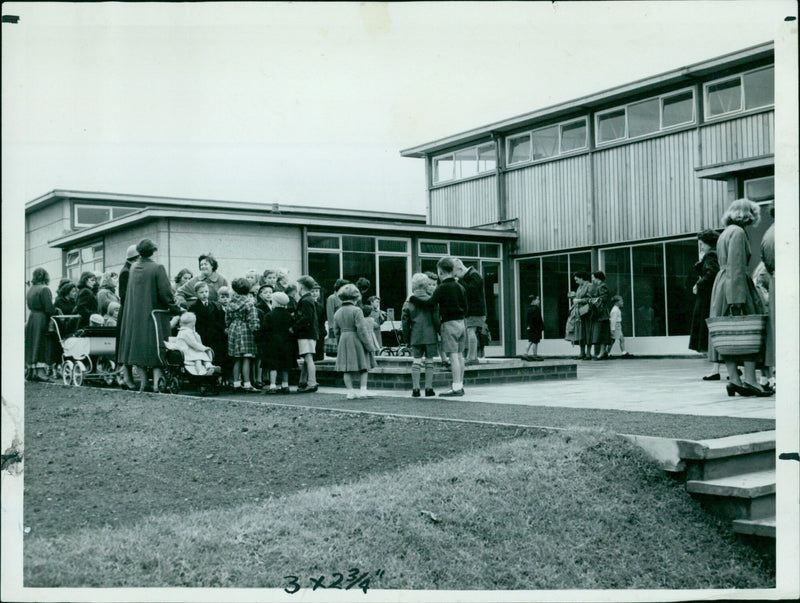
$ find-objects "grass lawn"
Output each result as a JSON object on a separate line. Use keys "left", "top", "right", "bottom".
{"left": 23, "top": 383, "right": 774, "bottom": 590}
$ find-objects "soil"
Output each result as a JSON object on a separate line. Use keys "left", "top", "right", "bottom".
{"left": 23, "top": 383, "right": 537, "bottom": 539}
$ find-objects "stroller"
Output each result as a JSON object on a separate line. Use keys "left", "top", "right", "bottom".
{"left": 377, "top": 319, "right": 411, "bottom": 357}
{"left": 153, "top": 310, "right": 222, "bottom": 396}
{"left": 52, "top": 315, "right": 120, "bottom": 386}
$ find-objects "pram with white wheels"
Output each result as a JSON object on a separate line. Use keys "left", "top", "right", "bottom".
{"left": 377, "top": 319, "right": 411, "bottom": 357}
{"left": 51, "top": 315, "right": 120, "bottom": 386}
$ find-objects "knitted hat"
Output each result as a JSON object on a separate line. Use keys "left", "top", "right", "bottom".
{"left": 126, "top": 244, "right": 139, "bottom": 260}
{"left": 272, "top": 292, "right": 290, "bottom": 307}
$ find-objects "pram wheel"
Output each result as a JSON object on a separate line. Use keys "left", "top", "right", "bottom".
{"left": 62, "top": 360, "right": 74, "bottom": 385}
{"left": 97, "top": 358, "right": 116, "bottom": 385}
{"left": 72, "top": 361, "right": 86, "bottom": 386}
{"left": 166, "top": 375, "right": 180, "bottom": 395}
{"left": 397, "top": 346, "right": 412, "bottom": 357}
{"left": 378, "top": 347, "right": 394, "bottom": 357}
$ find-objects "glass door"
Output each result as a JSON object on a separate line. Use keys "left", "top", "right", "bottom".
{"left": 377, "top": 255, "right": 409, "bottom": 323}
{"left": 481, "top": 261, "right": 502, "bottom": 347}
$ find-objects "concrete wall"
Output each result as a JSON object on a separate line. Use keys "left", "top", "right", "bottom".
{"left": 103, "top": 221, "right": 166, "bottom": 275}
{"left": 25, "top": 200, "right": 70, "bottom": 282}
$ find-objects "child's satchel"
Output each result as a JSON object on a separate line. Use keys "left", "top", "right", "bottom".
{"left": 324, "top": 336, "right": 338, "bottom": 356}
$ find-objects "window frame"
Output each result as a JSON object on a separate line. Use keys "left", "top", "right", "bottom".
{"left": 505, "top": 116, "right": 589, "bottom": 167}
{"left": 418, "top": 239, "right": 501, "bottom": 260}
{"left": 744, "top": 175, "right": 775, "bottom": 203}
{"left": 64, "top": 240, "right": 104, "bottom": 280}
{"left": 595, "top": 86, "right": 696, "bottom": 147}
{"left": 703, "top": 65, "right": 774, "bottom": 121}
{"left": 431, "top": 141, "right": 497, "bottom": 185}
{"left": 73, "top": 203, "right": 137, "bottom": 228}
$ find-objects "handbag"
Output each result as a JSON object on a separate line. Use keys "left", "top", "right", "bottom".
{"left": 324, "top": 337, "right": 338, "bottom": 356}
{"left": 706, "top": 312, "right": 766, "bottom": 356}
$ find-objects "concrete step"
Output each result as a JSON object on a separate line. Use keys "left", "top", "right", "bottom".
{"left": 678, "top": 431, "right": 775, "bottom": 481}
{"left": 732, "top": 516, "right": 776, "bottom": 538}
{"left": 686, "top": 470, "right": 775, "bottom": 520}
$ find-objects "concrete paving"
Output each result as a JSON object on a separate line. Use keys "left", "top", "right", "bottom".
{"left": 316, "top": 357, "right": 775, "bottom": 420}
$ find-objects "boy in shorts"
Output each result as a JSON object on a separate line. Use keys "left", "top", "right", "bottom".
{"left": 292, "top": 275, "right": 321, "bottom": 393}
{"left": 402, "top": 273, "right": 441, "bottom": 397}
{"left": 409, "top": 256, "right": 467, "bottom": 397}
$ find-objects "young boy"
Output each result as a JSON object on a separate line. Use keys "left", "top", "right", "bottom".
{"left": 608, "top": 295, "right": 631, "bottom": 357}
{"left": 409, "top": 257, "right": 467, "bottom": 397}
{"left": 292, "top": 275, "right": 320, "bottom": 393}
{"left": 401, "top": 273, "right": 440, "bottom": 397}
{"left": 188, "top": 281, "right": 229, "bottom": 382}
{"left": 524, "top": 295, "right": 544, "bottom": 361}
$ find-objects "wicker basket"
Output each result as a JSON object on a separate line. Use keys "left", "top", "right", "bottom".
{"left": 706, "top": 314, "right": 766, "bottom": 356}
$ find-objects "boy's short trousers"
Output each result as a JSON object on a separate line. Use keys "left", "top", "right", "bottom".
{"left": 412, "top": 343, "right": 438, "bottom": 359}
{"left": 465, "top": 315, "right": 486, "bottom": 329}
{"left": 441, "top": 319, "right": 466, "bottom": 354}
{"left": 297, "top": 339, "right": 316, "bottom": 355}
{"left": 611, "top": 326, "right": 624, "bottom": 340}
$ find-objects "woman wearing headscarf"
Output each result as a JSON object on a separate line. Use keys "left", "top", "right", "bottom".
{"left": 707, "top": 199, "right": 769, "bottom": 397}
{"left": 177, "top": 253, "right": 228, "bottom": 304}
{"left": 688, "top": 229, "right": 722, "bottom": 380}
{"left": 25, "top": 268, "right": 58, "bottom": 381}
{"left": 117, "top": 238, "right": 182, "bottom": 392}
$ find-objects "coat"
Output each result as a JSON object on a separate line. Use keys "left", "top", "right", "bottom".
{"left": 334, "top": 302, "right": 376, "bottom": 372}
{"left": 226, "top": 293, "right": 260, "bottom": 357}
{"left": 117, "top": 257, "right": 181, "bottom": 368}
{"left": 688, "top": 250, "right": 719, "bottom": 353}
{"left": 25, "top": 284, "right": 57, "bottom": 366}
{"left": 177, "top": 271, "right": 228, "bottom": 304}
{"left": 292, "top": 293, "right": 319, "bottom": 341}
{"left": 401, "top": 290, "right": 439, "bottom": 346}
{"left": 187, "top": 299, "right": 228, "bottom": 365}
{"left": 261, "top": 307, "right": 297, "bottom": 372}
{"left": 74, "top": 286, "right": 99, "bottom": 327}
{"left": 97, "top": 285, "right": 119, "bottom": 316}
{"left": 708, "top": 224, "right": 765, "bottom": 362}
{"left": 760, "top": 223, "right": 775, "bottom": 368}
{"left": 460, "top": 267, "right": 486, "bottom": 317}
{"left": 526, "top": 305, "right": 543, "bottom": 344}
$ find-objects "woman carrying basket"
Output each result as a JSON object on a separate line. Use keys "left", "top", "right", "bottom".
{"left": 707, "top": 199, "right": 770, "bottom": 397}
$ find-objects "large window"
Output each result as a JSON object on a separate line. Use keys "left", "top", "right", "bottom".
{"left": 517, "top": 251, "right": 591, "bottom": 339}
{"left": 595, "top": 87, "right": 695, "bottom": 145}
{"left": 432, "top": 142, "right": 496, "bottom": 184}
{"left": 65, "top": 241, "right": 104, "bottom": 280}
{"left": 74, "top": 204, "right": 137, "bottom": 228}
{"left": 704, "top": 66, "right": 774, "bottom": 119}
{"left": 600, "top": 239, "right": 696, "bottom": 337}
{"left": 506, "top": 117, "right": 588, "bottom": 166}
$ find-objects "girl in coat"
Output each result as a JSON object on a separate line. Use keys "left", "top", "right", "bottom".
{"left": 707, "top": 199, "right": 769, "bottom": 397}
{"left": 25, "top": 268, "right": 57, "bottom": 381}
{"left": 261, "top": 291, "right": 296, "bottom": 394}
{"left": 334, "top": 283, "right": 376, "bottom": 399}
{"left": 524, "top": 295, "right": 544, "bottom": 361}
{"left": 226, "top": 277, "right": 261, "bottom": 392}
{"left": 74, "top": 271, "right": 100, "bottom": 328}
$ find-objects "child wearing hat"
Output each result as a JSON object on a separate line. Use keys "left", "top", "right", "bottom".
{"left": 261, "top": 291, "right": 296, "bottom": 394}
{"left": 292, "top": 275, "right": 321, "bottom": 393}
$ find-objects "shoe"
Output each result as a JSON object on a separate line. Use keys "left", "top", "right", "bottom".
{"left": 241, "top": 384, "right": 259, "bottom": 393}
{"left": 425, "top": 388, "right": 436, "bottom": 397}
{"left": 265, "top": 387, "right": 278, "bottom": 395}
{"left": 357, "top": 391, "right": 371, "bottom": 399}
{"left": 412, "top": 389, "right": 421, "bottom": 397}
{"left": 574, "top": 355, "right": 585, "bottom": 360}
{"left": 297, "top": 384, "right": 318, "bottom": 394}
{"left": 726, "top": 383, "right": 758, "bottom": 397}
{"left": 465, "top": 359, "right": 480, "bottom": 366}
{"left": 253, "top": 381, "right": 264, "bottom": 389}
{"left": 298, "top": 382, "right": 307, "bottom": 390}
{"left": 596, "top": 352, "right": 608, "bottom": 360}
{"left": 741, "top": 382, "right": 774, "bottom": 397}
{"left": 522, "top": 355, "right": 533, "bottom": 361}
{"left": 532, "top": 356, "right": 544, "bottom": 361}
{"left": 346, "top": 392, "right": 356, "bottom": 400}
{"left": 702, "top": 373, "right": 721, "bottom": 381}
{"left": 439, "top": 389, "right": 465, "bottom": 397}
{"left": 279, "top": 386, "right": 290, "bottom": 394}
{"left": 621, "top": 352, "right": 634, "bottom": 358}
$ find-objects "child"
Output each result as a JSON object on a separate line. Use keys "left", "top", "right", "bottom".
{"left": 254, "top": 284, "right": 274, "bottom": 388}
{"left": 188, "top": 281, "right": 230, "bottom": 384}
{"left": 334, "top": 283, "right": 376, "bottom": 399}
{"left": 608, "top": 295, "right": 631, "bottom": 358}
{"left": 401, "top": 273, "right": 440, "bottom": 397}
{"left": 226, "top": 278, "right": 261, "bottom": 392}
{"left": 311, "top": 285, "right": 327, "bottom": 362}
{"left": 261, "top": 292, "right": 295, "bottom": 394}
{"left": 217, "top": 286, "right": 231, "bottom": 309}
{"left": 524, "top": 295, "right": 543, "bottom": 361}
{"left": 103, "top": 301, "right": 120, "bottom": 327}
{"left": 409, "top": 257, "right": 467, "bottom": 397}
{"left": 292, "top": 275, "right": 321, "bottom": 393}
{"left": 175, "top": 312, "right": 217, "bottom": 375}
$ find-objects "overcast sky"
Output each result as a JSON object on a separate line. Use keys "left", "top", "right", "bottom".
{"left": 1, "top": 1, "right": 795, "bottom": 215}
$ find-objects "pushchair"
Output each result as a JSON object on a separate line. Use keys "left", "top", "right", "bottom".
{"left": 153, "top": 310, "right": 222, "bottom": 396}
{"left": 52, "top": 315, "right": 120, "bottom": 386}
{"left": 377, "top": 320, "right": 411, "bottom": 357}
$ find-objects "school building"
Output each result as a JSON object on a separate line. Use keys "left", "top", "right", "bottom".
{"left": 401, "top": 41, "right": 775, "bottom": 356}
{"left": 25, "top": 42, "right": 774, "bottom": 357}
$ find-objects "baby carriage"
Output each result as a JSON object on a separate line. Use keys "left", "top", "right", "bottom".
{"left": 377, "top": 319, "right": 411, "bottom": 357}
{"left": 152, "top": 309, "right": 222, "bottom": 396}
{"left": 52, "top": 314, "right": 120, "bottom": 386}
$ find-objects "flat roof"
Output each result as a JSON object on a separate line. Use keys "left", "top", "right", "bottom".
{"left": 47, "top": 206, "right": 518, "bottom": 248}
{"left": 400, "top": 41, "right": 774, "bottom": 158}
{"left": 25, "top": 189, "right": 427, "bottom": 224}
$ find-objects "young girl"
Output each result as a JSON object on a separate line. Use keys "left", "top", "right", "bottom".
{"left": 334, "top": 283, "right": 376, "bottom": 399}
{"left": 261, "top": 291, "right": 295, "bottom": 394}
{"left": 225, "top": 278, "right": 261, "bottom": 391}
{"left": 175, "top": 312, "right": 217, "bottom": 375}
{"left": 524, "top": 295, "right": 544, "bottom": 361}
{"left": 103, "top": 301, "right": 120, "bottom": 327}
{"left": 608, "top": 295, "right": 631, "bottom": 358}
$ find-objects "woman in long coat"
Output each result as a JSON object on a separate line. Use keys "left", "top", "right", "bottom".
{"left": 760, "top": 207, "right": 775, "bottom": 385}
{"left": 118, "top": 239, "right": 182, "bottom": 392}
{"left": 25, "top": 268, "right": 57, "bottom": 381}
{"left": 571, "top": 271, "right": 594, "bottom": 360}
{"left": 707, "top": 199, "right": 769, "bottom": 396}
{"left": 688, "top": 230, "right": 722, "bottom": 379}
{"left": 588, "top": 271, "right": 611, "bottom": 360}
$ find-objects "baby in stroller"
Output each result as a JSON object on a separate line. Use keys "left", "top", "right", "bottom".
{"left": 171, "top": 312, "right": 217, "bottom": 376}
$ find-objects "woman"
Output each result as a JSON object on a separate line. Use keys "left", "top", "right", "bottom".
{"left": 97, "top": 271, "right": 119, "bottom": 316}
{"left": 117, "top": 238, "right": 182, "bottom": 392}
{"left": 588, "top": 271, "right": 611, "bottom": 360}
{"left": 54, "top": 281, "right": 78, "bottom": 315}
{"left": 172, "top": 268, "right": 194, "bottom": 306}
{"left": 760, "top": 206, "right": 775, "bottom": 389}
{"left": 25, "top": 268, "right": 58, "bottom": 381}
{"left": 177, "top": 253, "right": 228, "bottom": 304}
{"left": 571, "top": 271, "right": 594, "bottom": 360}
{"left": 688, "top": 230, "right": 722, "bottom": 380}
{"left": 708, "top": 199, "right": 770, "bottom": 397}
{"left": 74, "top": 271, "right": 100, "bottom": 327}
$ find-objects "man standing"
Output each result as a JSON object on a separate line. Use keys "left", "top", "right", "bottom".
{"left": 455, "top": 258, "right": 486, "bottom": 365}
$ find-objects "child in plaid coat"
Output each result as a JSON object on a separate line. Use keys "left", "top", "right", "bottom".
{"left": 226, "top": 277, "right": 261, "bottom": 391}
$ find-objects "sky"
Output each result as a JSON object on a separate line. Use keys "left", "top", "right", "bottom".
{"left": 1, "top": 1, "right": 796, "bottom": 216}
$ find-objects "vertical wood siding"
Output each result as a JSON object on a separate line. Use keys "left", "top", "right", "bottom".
{"left": 430, "top": 176, "right": 497, "bottom": 227}
{"left": 593, "top": 130, "right": 699, "bottom": 244}
{"left": 505, "top": 156, "right": 592, "bottom": 254}
{"left": 700, "top": 112, "right": 774, "bottom": 166}
{"left": 701, "top": 178, "right": 729, "bottom": 230}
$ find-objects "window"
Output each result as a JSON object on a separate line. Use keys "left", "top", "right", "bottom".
{"left": 704, "top": 66, "right": 773, "bottom": 119}
{"left": 65, "top": 241, "right": 104, "bottom": 280}
{"left": 74, "top": 204, "right": 137, "bottom": 227}
{"left": 507, "top": 117, "right": 588, "bottom": 166}
{"left": 744, "top": 176, "right": 774, "bottom": 202}
{"left": 432, "top": 142, "right": 496, "bottom": 184}
{"left": 420, "top": 241, "right": 448, "bottom": 255}
{"left": 596, "top": 88, "right": 696, "bottom": 145}
{"left": 419, "top": 240, "right": 500, "bottom": 260}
